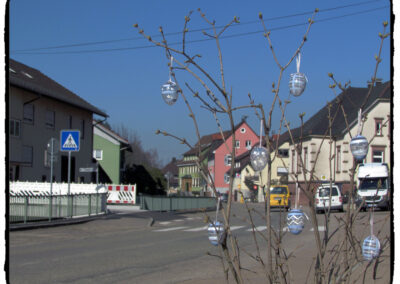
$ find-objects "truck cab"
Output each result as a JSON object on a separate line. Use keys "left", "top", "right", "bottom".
{"left": 356, "top": 163, "right": 390, "bottom": 210}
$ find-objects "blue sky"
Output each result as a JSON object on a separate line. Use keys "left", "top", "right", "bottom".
{"left": 9, "top": 0, "right": 391, "bottom": 166}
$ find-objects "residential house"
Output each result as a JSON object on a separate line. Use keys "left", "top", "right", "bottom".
{"left": 9, "top": 59, "right": 107, "bottom": 183}
{"left": 286, "top": 81, "right": 391, "bottom": 201}
{"left": 162, "top": 157, "right": 180, "bottom": 194}
{"left": 93, "top": 120, "right": 131, "bottom": 184}
{"left": 177, "top": 133, "right": 225, "bottom": 195}
{"left": 209, "top": 120, "right": 260, "bottom": 194}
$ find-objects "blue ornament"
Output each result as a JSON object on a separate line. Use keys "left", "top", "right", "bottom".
{"left": 161, "top": 80, "right": 178, "bottom": 105}
{"left": 289, "top": 72, "right": 307, "bottom": 97}
{"left": 350, "top": 135, "right": 368, "bottom": 161}
{"left": 208, "top": 221, "right": 224, "bottom": 246}
{"left": 250, "top": 146, "right": 269, "bottom": 171}
{"left": 287, "top": 208, "right": 305, "bottom": 235}
{"left": 362, "top": 235, "right": 380, "bottom": 261}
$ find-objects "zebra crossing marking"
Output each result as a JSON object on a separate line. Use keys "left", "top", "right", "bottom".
{"left": 153, "top": 226, "right": 189, "bottom": 232}
{"left": 183, "top": 226, "right": 208, "bottom": 232}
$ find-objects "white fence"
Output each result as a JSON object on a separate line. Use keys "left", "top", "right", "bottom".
{"left": 10, "top": 181, "right": 108, "bottom": 196}
{"left": 10, "top": 182, "right": 137, "bottom": 204}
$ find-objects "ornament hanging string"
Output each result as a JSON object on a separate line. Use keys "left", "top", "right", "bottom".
{"left": 259, "top": 119, "right": 263, "bottom": 147}
{"left": 296, "top": 53, "right": 301, "bottom": 73}
{"left": 215, "top": 197, "right": 221, "bottom": 223}
{"left": 356, "top": 109, "right": 363, "bottom": 136}
{"left": 169, "top": 56, "right": 174, "bottom": 82}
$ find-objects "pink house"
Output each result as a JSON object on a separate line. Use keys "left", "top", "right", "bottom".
{"left": 209, "top": 121, "right": 260, "bottom": 193}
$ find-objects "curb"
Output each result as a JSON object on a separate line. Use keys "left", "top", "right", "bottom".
{"left": 9, "top": 214, "right": 108, "bottom": 231}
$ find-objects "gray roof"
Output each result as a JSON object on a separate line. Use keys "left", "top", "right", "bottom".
{"left": 288, "top": 81, "right": 391, "bottom": 141}
{"left": 9, "top": 59, "right": 108, "bottom": 117}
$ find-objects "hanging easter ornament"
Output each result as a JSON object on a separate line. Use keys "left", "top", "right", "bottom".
{"left": 287, "top": 185, "right": 305, "bottom": 234}
{"left": 289, "top": 53, "right": 308, "bottom": 97}
{"left": 208, "top": 197, "right": 225, "bottom": 246}
{"left": 250, "top": 119, "right": 269, "bottom": 171}
{"left": 362, "top": 212, "right": 381, "bottom": 260}
{"left": 161, "top": 56, "right": 179, "bottom": 105}
{"left": 350, "top": 109, "right": 368, "bottom": 161}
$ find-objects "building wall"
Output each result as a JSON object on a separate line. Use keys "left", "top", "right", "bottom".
{"left": 287, "top": 100, "right": 390, "bottom": 200}
{"left": 93, "top": 128, "right": 121, "bottom": 184}
{"left": 9, "top": 86, "right": 94, "bottom": 183}
{"left": 213, "top": 122, "right": 260, "bottom": 192}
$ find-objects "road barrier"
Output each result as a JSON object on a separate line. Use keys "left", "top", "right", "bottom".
{"left": 9, "top": 193, "right": 107, "bottom": 224}
{"left": 107, "top": 184, "right": 137, "bottom": 204}
{"left": 139, "top": 195, "right": 216, "bottom": 211}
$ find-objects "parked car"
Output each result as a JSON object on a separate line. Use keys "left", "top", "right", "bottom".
{"left": 220, "top": 193, "right": 229, "bottom": 203}
{"left": 315, "top": 184, "right": 344, "bottom": 214}
{"left": 267, "top": 185, "right": 291, "bottom": 211}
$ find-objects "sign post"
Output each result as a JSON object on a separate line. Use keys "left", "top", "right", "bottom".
{"left": 46, "top": 138, "right": 59, "bottom": 221}
{"left": 60, "top": 130, "right": 80, "bottom": 217}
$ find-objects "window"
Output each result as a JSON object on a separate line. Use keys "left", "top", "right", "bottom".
{"left": 22, "top": 145, "right": 33, "bottom": 164}
{"left": 375, "top": 118, "right": 383, "bottom": 136}
{"left": 235, "top": 140, "right": 240, "bottom": 149}
{"left": 291, "top": 150, "right": 295, "bottom": 173}
{"left": 224, "top": 173, "right": 230, "bottom": 184}
{"left": 372, "top": 147, "right": 385, "bottom": 163}
{"left": 23, "top": 104, "right": 34, "bottom": 123}
{"left": 69, "top": 116, "right": 73, "bottom": 129}
{"left": 303, "top": 147, "right": 308, "bottom": 172}
{"left": 224, "top": 154, "right": 232, "bottom": 166}
{"left": 336, "top": 146, "right": 341, "bottom": 172}
{"left": 93, "top": 149, "right": 103, "bottom": 160}
{"left": 81, "top": 119, "right": 85, "bottom": 139}
{"left": 10, "top": 119, "right": 20, "bottom": 137}
{"left": 240, "top": 128, "right": 246, "bottom": 133}
{"left": 296, "top": 149, "right": 301, "bottom": 173}
{"left": 278, "top": 149, "right": 289, "bottom": 158}
{"left": 45, "top": 110, "right": 55, "bottom": 128}
{"left": 245, "top": 140, "right": 252, "bottom": 149}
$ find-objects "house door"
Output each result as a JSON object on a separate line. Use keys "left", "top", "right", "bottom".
{"left": 61, "top": 155, "right": 76, "bottom": 183}
{"left": 182, "top": 176, "right": 192, "bottom": 192}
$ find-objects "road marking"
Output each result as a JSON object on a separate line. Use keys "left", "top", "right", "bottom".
{"left": 246, "top": 226, "right": 267, "bottom": 232}
{"left": 310, "top": 226, "right": 326, "bottom": 232}
{"left": 183, "top": 226, "right": 208, "bottom": 232}
{"left": 230, "top": 226, "right": 245, "bottom": 231}
{"left": 159, "top": 221, "right": 172, "bottom": 225}
{"left": 153, "top": 226, "right": 189, "bottom": 232}
{"left": 173, "top": 219, "right": 184, "bottom": 222}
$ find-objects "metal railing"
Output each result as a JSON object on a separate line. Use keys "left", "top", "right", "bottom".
{"left": 139, "top": 195, "right": 216, "bottom": 211}
{"left": 9, "top": 193, "right": 107, "bottom": 224}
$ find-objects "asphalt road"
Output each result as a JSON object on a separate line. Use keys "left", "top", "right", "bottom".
{"left": 9, "top": 203, "right": 391, "bottom": 283}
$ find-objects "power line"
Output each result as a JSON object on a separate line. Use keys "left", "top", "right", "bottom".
{"left": 11, "top": 0, "right": 386, "bottom": 53}
{"left": 11, "top": 4, "right": 389, "bottom": 56}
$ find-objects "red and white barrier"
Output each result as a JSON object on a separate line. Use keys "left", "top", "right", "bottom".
{"left": 107, "top": 184, "right": 137, "bottom": 204}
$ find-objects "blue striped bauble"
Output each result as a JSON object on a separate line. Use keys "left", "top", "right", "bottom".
{"left": 287, "top": 208, "right": 305, "bottom": 235}
{"left": 161, "top": 80, "right": 178, "bottom": 105}
{"left": 350, "top": 135, "right": 368, "bottom": 161}
{"left": 362, "top": 235, "right": 380, "bottom": 261}
{"left": 289, "top": 72, "right": 307, "bottom": 97}
{"left": 208, "top": 221, "right": 224, "bottom": 246}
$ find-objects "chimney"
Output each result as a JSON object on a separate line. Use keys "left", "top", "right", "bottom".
{"left": 367, "top": 78, "right": 383, "bottom": 87}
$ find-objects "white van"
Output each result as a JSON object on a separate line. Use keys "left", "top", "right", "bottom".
{"left": 356, "top": 163, "right": 390, "bottom": 210}
{"left": 315, "top": 184, "right": 344, "bottom": 214}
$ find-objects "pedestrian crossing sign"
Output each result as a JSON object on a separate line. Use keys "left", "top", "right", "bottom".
{"left": 60, "top": 130, "right": 80, "bottom": 151}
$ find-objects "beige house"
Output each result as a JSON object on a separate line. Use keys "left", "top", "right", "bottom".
{"left": 9, "top": 59, "right": 107, "bottom": 183}
{"left": 286, "top": 81, "right": 391, "bottom": 201}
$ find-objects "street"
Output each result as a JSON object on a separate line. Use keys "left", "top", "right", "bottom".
{"left": 9, "top": 203, "right": 391, "bottom": 283}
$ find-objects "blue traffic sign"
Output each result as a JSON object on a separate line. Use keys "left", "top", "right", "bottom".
{"left": 60, "top": 130, "right": 80, "bottom": 151}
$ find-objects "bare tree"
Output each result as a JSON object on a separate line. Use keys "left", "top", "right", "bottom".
{"left": 135, "top": 10, "right": 390, "bottom": 284}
